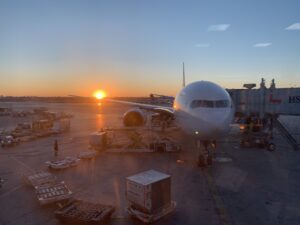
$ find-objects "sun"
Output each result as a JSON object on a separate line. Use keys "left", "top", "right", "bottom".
{"left": 93, "top": 90, "right": 106, "bottom": 100}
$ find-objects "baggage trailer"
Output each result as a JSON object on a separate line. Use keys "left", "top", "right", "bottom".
{"left": 55, "top": 199, "right": 115, "bottom": 225}
{"left": 127, "top": 201, "right": 176, "bottom": 223}
{"left": 35, "top": 181, "right": 72, "bottom": 205}
{"left": 24, "top": 171, "right": 57, "bottom": 188}
{"left": 78, "top": 150, "right": 97, "bottom": 159}
{"left": 46, "top": 157, "right": 80, "bottom": 170}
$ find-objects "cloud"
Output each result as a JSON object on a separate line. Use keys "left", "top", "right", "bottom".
{"left": 253, "top": 43, "right": 272, "bottom": 47}
{"left": 286, "top": 23, "right": 300, "bottom": 30}
{"left": 195, "top": 43, "right": 210, "bottom": 48}
{"left": 208, "top": 24, "right": 231, "bottom": 31}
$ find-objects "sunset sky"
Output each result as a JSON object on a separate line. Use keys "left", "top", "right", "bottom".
{"left": 0, "top": 0, "right": 300, "bottom": 97}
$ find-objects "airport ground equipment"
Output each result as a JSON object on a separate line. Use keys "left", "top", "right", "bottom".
{"left": 24, "top": 171, "right": 57, "bottom": 188}
{"left": 228, "top": 78, "right": 300, "bottom": 117}
{"left": 0, "top": 135, "right": 19, "bottom": 147}
{"left": 78, "top": 150, "right": 97, "bottom": 159}
{"left": 239, "top": 117, "right": 275, "bottom": 150}
{"left": 229, "top": 78, "right": 300, "bottom": 150}
{"left": 0, "top": 177, "right": 4, "bottom": 188}
{"left": 127, "top": 201, "right": 176, "bottom": 223}
{"left": 275, "top": 118, "right": 299, "bottom": 150}
{"left": 101, "top": 126, "right": 181, "bottom": 153}
{"left": 89, "top": 131, "right": 107, "bottom": 150}
{"left": 240, "top": 131, "right": 275, "bottom": 151}
{"left": 55, "top": 199, "right": 115, "bottom": 225}
{"left": 0, "top": 107, "right": 12, "bottom": 116}
{"left": 35, "top": 181, "right": 72, "bottom": 205}
{"left": 149, "top": 137, "right": 181, "bottom": 152}
{"left": 126, "top": 131, "right": 148, "bottom": 149}
{"left": 32, "top": 119, "right": 53, "bottom": 132}
{"left": 46, "top": 157, "right": 80, "bottom": 170}
{"left": 126, "top": 170, "right": 175, "bottom": 223}
{"left": 53, "top": 118, "right": 71, "bottom": 133}
{"left": 126, "top": 170, "right": 173, "bottom": 215}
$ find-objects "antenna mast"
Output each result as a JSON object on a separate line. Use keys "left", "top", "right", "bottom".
{"left": 182, "top": 62, "right": 186, "bottom": 87}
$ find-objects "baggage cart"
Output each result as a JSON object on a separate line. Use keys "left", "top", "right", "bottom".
{"left": 55, "top": 199, "right": 115, "bottom": 225}
{"left": 35, "top": 181, "right": 72, "bottom": 205}
{"left": 25, "top": 171, "right": 57, "bottom": 188}
{"left": 46, "top": 157, "right": 80, "bottom": 170}
{"left": 78, "top": 150, "right": 97, "bottom": 159}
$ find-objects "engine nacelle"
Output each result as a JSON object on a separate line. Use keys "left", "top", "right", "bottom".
{"left": 123, "top": 108, "right": 147, "bottom": 127}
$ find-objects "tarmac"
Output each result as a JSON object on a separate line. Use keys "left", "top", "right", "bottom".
{"left": 0, "top": 102, "right": 300, "bottom": 225}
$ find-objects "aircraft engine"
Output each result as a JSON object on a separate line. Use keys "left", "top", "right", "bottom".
{"left": 123, "top": 108, "right": 147, "bottom": 127}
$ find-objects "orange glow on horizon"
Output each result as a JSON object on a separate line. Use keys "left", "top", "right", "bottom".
{"left": 93, "top": 90, "right": 107, "bottom": 100}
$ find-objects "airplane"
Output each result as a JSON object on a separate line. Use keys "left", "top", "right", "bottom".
{"left": 103, "top": 63, "right": 235, "bottom": 167}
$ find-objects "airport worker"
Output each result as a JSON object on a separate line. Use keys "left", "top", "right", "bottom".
{"left": 54, "top": 139, "right": 58, "bottom": 157}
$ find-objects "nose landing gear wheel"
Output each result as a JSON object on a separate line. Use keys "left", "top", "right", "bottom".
{"left": 197, "top": 155, "right": 205, "bottom": 167}
{"left": 207, "top": 155, "right": 213, "bottom": 165}
{"left": 268, "top": 143, "right": 275, "bottom": 151}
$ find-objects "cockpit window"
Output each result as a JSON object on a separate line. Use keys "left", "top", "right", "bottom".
{"left": 190, "top": 100, "right": 214, "bottom": 108}
{"left": 215, "top": 100, "right": 229, "bottom": 108}
{"left": 190, "top": 100, "right": 230, "bottom": 108}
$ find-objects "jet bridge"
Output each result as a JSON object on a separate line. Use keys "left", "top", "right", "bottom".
{"left": 228, "top": 78, "right": 300, "bottom": 117}
{"left": 228, "top": 78, "right": 300, "bottom": 150}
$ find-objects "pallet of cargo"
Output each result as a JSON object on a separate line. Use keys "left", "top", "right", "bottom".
{"left": 35, "top": 181, "right": 72, "bottom": 205}
{"left": 24, "top": 171, "right": 57, "bottom": 188}
{"left": 55, "top": 199, "right": 115, "bottom": 225}
{"left": 45, "top": 157, "right": 80, "bottom": 170}
{"left": 78, "top": 150, "right": 97, "bottom": 159}
{"left": 127, "top": 201, "right": 176, "bottom": 223}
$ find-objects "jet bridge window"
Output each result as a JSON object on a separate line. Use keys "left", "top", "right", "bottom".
{"left": 190, "top": 100, "right": 230, "bottom": 108}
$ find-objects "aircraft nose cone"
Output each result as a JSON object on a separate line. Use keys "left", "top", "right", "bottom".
{"left": 193, "top": 111, "right": 232, "bottom": 137}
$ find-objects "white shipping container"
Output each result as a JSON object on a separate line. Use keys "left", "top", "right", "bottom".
{"left": 89, "top": 132, "right": 107, "bottom": 149}
{"left": 126, "top": 170, "right": 171, "bottom": 213}
{"left": 59, "top": 118, "right": 70, "bottom": 131}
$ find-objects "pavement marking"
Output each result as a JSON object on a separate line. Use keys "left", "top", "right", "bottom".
{"left": 203, "top": 170, "right": 234, "bottom": 225}
{"left": 0, "top": 184, "right": 23, "bottom": 199}
{"left": 10, "top": 156, "right": 35, "bottom": 173}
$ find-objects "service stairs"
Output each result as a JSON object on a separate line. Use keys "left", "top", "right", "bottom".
{"left": 275, "top": 118, "right": 299, "bottom": 150}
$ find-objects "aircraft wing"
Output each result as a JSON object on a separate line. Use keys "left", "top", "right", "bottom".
{"left": 104, "top": 98, "right": 174, "bottom": 115}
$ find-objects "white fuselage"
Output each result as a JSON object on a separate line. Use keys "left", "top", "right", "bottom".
{"left": 173, "top": 81, "right": 234, "bottom": 140}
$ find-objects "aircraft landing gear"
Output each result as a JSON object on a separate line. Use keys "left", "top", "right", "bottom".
{"left": 196, "top": 140, "right": 215, "bottom": 167}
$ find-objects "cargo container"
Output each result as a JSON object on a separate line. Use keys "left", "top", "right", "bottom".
{"left": 53, "top": 118, "right": 71, "bottom": 133}
{"left": 89, "top": 132, "right": 107, "bottom": 150}
{"left": 78, "top": 150, "right": 97, "bottom": 159}
{"left": 126, "top": 170, "right": 171, "bottom": 214}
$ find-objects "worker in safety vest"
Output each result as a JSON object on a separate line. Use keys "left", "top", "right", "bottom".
{"left": 54, "top": 139, "right": 58, "bottom": 157}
